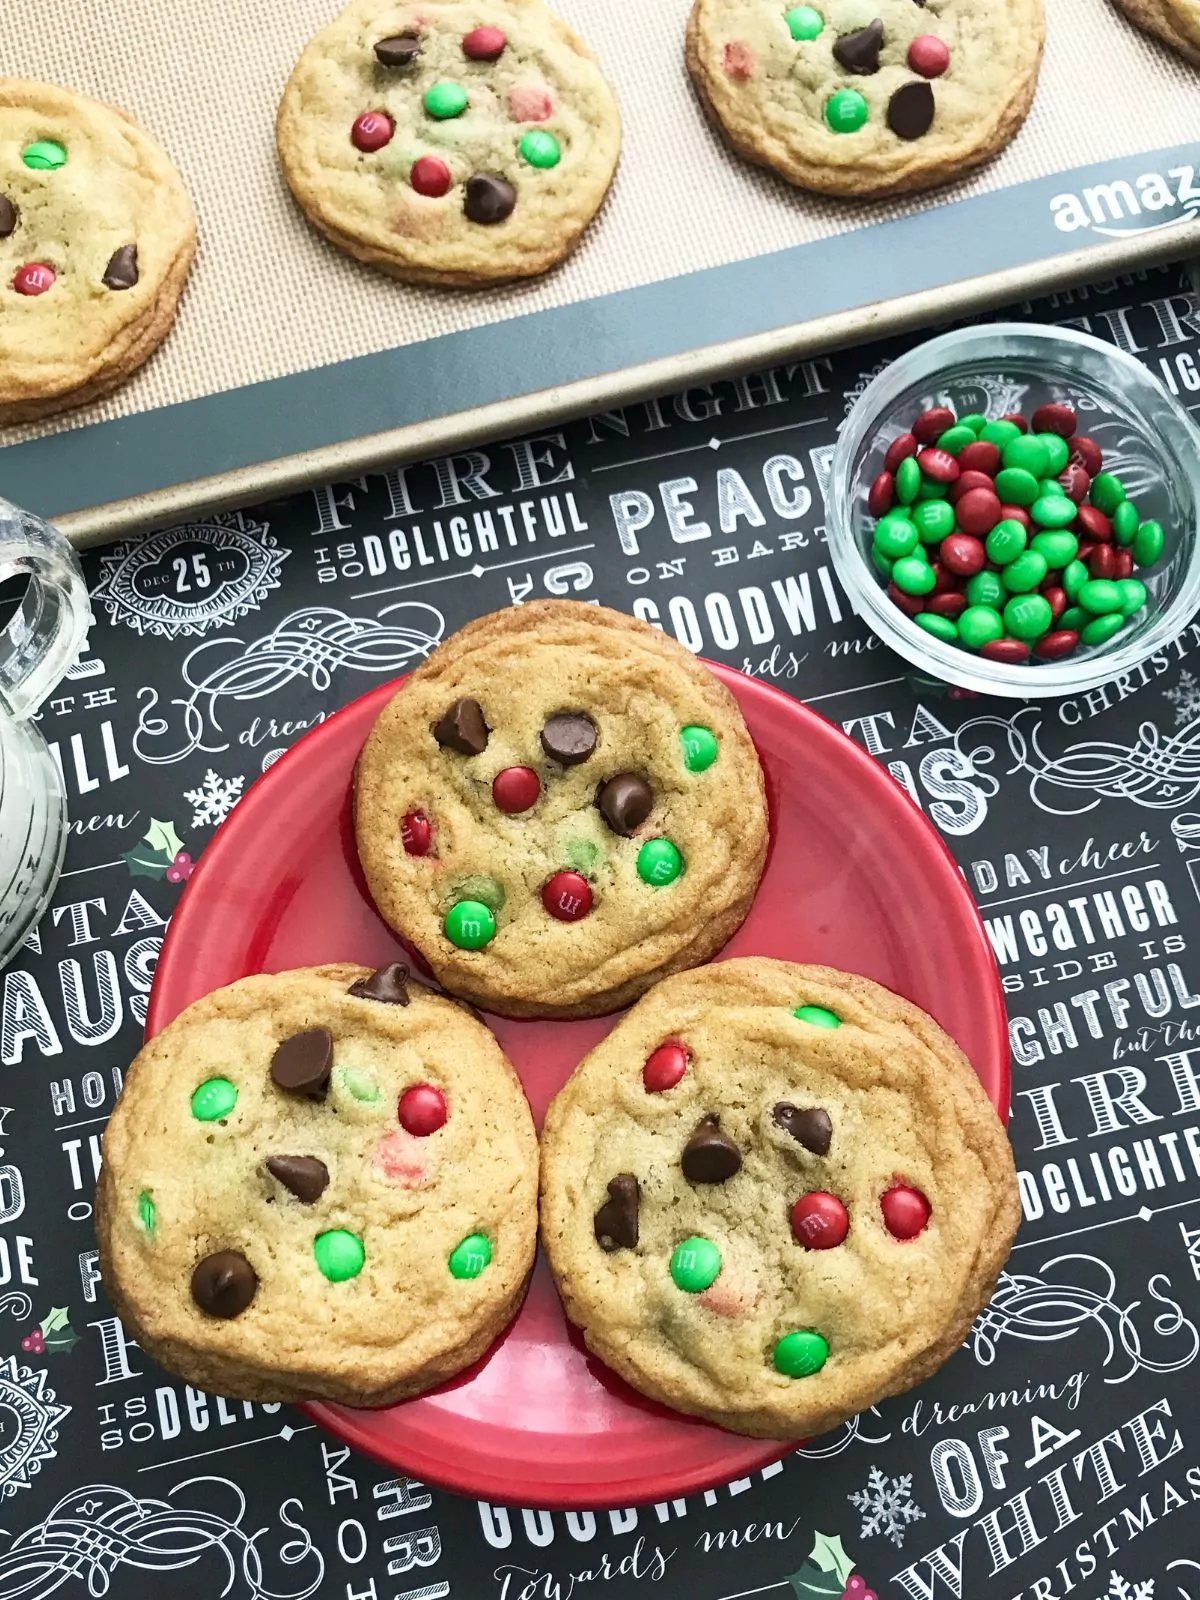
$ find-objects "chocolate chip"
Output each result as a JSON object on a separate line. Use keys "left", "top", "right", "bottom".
{"left": 593, "top": 1174, "right": 639, "bottom": 1251}
{"left": 464, "top": 173, "right": 516, "bottom": 225}
{"left": 681, "top": 1116, "right": 743, "bottom": 1183}
{"left": 348, "top": 963, "right": 410, "bottom": 1005}
{"left": 266, "top": 1154, "right": 329, "bottom": 1203}
{"left": 541, "top": 712, "right": 597, "bottom": 766}
{"left": 191, "top": 1250, "right": 258, "bottom": 1318}
{"left": 597, "top": 772, "right": 653, "bottom": 836}
{"left": 270, "top": 1028, "right": 333, "bottom": 1099}
{"left": 773, "top": 1103, "right": 833, "bottom": 1156}
{"left": 374, "top": 32, "right": 421, "bottom": 65}
{"left": 833, "top": 19, "right": 884, "bottom": 73}
{"left": 0, "top": 197, "right": 17, "bottom": 239}
{"left": 433, "top": 696, "right": 489, "bottom": 755}
{"left": 102, "top": 244, "right": 138, "bottom": 290}
{"left": 887, "top": 80, "right": 935, "bottom": 140}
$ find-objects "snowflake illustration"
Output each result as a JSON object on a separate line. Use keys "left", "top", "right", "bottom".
{"left": 1164, "top": 670, "right": 1200, "bottom": 726}
{"left": 184, "top": 769, "right": 245, "bottom": 828}
{"left": 847, "top": 1467, "right": 926, "bottom": 1548}
{"left": 1106, "top": 1574, "right": 1154, "bottom": 1600}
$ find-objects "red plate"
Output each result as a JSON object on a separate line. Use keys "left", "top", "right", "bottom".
{"left": 148, "top": 665, "right": 1008, "bottom": 1509}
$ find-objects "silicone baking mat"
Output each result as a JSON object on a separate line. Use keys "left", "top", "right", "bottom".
{"left": 3, "top": 0, "right": 1200, "bottom": 538}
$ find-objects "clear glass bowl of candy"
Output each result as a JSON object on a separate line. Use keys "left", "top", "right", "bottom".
{"left": 827, "top": 324, "right": 1200, "bottom": 697}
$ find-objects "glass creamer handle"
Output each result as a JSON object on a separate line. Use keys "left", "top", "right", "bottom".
{"left": 0, "top": 497, "right": 91, "bottom": 722}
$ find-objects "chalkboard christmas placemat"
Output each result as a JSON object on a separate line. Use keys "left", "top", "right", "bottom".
{"left": 3, "top": 261, "right": 1200, "bottom": 1600}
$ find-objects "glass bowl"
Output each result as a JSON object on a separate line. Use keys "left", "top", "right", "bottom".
{"left": 827, "top": 324, "right": 1200, "bottom": 698}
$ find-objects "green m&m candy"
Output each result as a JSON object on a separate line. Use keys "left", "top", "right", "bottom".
{"left": 1059, "top": 606, "right": 1088, "bottom": 633}
{"left": 1112, "top": 501, "right": 1139, "bottom": 546}
{"left": 892, "top": 555, "right": 936, "bottom": 596}
{"left": 911, "top": 500, "right": 955, "bottom": 544}
{"left": 915, "top": 614, "right": 957, "bottom": 643}
{"left": 520, "top": 130, "right": 560, "bottom": 168}
{"left": 1081, "top": 612, "right": 1126, "bottom": 647}
{"left": 979, "top": 419, "right": 1022, "bottom": 449}
{"left": 449, "top": 1233, "right": 492, "bottom": 1279}
{"left": 191, "top": 1078, "right": 237, "bottom": 1121}
{"left": 785, "top": 5, "right": 824, "bottom": 39}
{"left": 965, "top": 571, "right": 1004, "bottom": 609}
{"left": 1117, "top": 578, "right": 1148, "bottom": 615}
{"left": 825, "top": 88, "right": 868, "bottom": 133}
{"left": 1133, "top": 519, "right": 1165, "bottom": 566}
{"left": 1090, "top": 472, "right": 1126, "bottom": 515}
{"left": 894, "top": 457, "right": 921, "bottom": 504}
{"left": 958, "top": 413, "right": 987, "bottom": 435}
{"left": 1030, "top": 496, "right": 1077, "bottom": 531}
{"left": 958, "top": 605, "right": 1004, "bottom": 651}
{"left": 138, "top": 1191, "right": 156, "bottom": 1235}
{"left": 936, "top": 425, "right": 977, "bottom": 457}
{"left": 915, "top": 479, "right": 948, "bottom": 501}
{"left": 22, "top": 140, "right": 66, "bottom": 170}
{"left": 984, "top": 519, "right": 1027, "bottom": 566}
{"left": 1000, "top": 550, "right": 1047, "bottom": 593}
{"left": 681, "top": 725, "right": 718, "bottom": 772}
{"left": 1063, "top": 558, "right": 1089, "bottom": 599}
{"left": 315, "top": 1230, "right": 365, "bottom": 1282}
{"left": 340, "top": 1066, "right": 380, "bottom": 1103}
{"left": 445, "top": 899, "right": 496, "bottom": 948}
{"left": 1001, "top": 435, "right": 1051, "bottom": 479}
{"left": 1003, "top": 594, "right": 1053, "bottom": 641}
{"left": 1030, "top": 529, "right": 1078, "bottom": 568}
{"left": 874, "top": 514, "right": 918, "bottom": 558}
{"left": 454, "top": 874, "right": 506, "bottom": 912}
{"left": 637, "top": 838, "right": 683, "bottom": 885}
{"left": 670, "top": 1236, "right": 722, "bottom": 1292}
{"left": 1078, "top": 578, "right": 1123, "bottom": 615}
{"left": 871, "top": 545, "right": 894, "bottom": 579}
{"left": 794, "top": 1004, "right": 840, "bottom": 1027}
{"left": 1036, "top": 433, "right": 1070, "bottom": 476}
{"left": 424, "top": 81, "right": 469, "bottom": 119}
{"left": 773, "top": 1329, "right": 829, "bottom": 1377}
{"left": 993, "top": 467, "right": 1040, "bottom": 507}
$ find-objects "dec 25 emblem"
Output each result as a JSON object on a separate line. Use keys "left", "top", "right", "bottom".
{"left": 93, "top": 513, "right": 287, "bottom": 640}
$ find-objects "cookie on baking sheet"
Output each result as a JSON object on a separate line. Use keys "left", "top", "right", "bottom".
{"left": 353, "top": 601, "right": 769, "bottom": 1019}
{"left": 0, "top": 79, "right": 195, "bottom": 425}
{"left": 540, "top": 958, "right": 1020, "bottom": 1438}
{"left": 685, "top": 0, "right": 1045, "bottom": 199}
{"left": 97, "top": 963, "right": 538, "bottom": 1406}
{"left": 1110, "top": 0, "right": 1200, "bottom": 65}
{"left": 275, "top": 0, "right": 621, "bottom": 286}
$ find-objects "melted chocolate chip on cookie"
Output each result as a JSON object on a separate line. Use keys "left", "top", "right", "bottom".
{"left": 682, "top": 1116, "right": 743, "bottom": 1183}
{"left": 464, "top": 173, "right": 516, "bottom": 225}
{"left": 0, "top": 197, "right": 17, "bottom": 239}
{"left": 773, "top": 1103, "right": 833, "bottom": 1156}
{"left": 102, "top": 244, "right": 139, "bottom": 290}
{"left": 433, "top": 696, "right": 489, "bottom": 755}
{"left": 888, "top": 80, "right": 935, "bottom": 139}
{"left": 597, "top": 772, "right": 653, "bottom": 836}
{"left": 271, "top": 1028, "right": 333, "bottom": 1099}
{"left": 834, "top": 19, "right": 885, "bottom": 73}
{"left": 191, "top": 1250, "right": 258, "bottom": 1317}
{"left": 349, "top": 963, "right": 411, "bottom": 1005}
{"left": 266, "top": 1154, "right": 330, "bottom": 1203}
{"left": 594, "top": 1174, "right": 640, "bottom": 1250}
{"left": 541, "top": 712, "right": 597, "bottom": 766}
{"left": 374, "top": 32, "right": 421, "bottom": 66}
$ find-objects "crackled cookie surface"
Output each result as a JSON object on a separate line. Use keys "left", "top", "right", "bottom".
{"left": 354, "top": 602, "right": 768, "bottom": 1017}
{"left": 540, "top": 959, "right": 1020, "bottom": 1438}
{"left": 97, "top": 964, "right": 538, "bottom": 1406}
{"left": 1111, "top": 0, "right": 1200, "bottom": 64}
{"left": 686, "top": 0, "right": 1044, "bottom": 198}
{"left": 0, "top": 79, "right": 195, "bottom": 424}
{"left": 276, "top": 0, "right": 621, "bottom": 284}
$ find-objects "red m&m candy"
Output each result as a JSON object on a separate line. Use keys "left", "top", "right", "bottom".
{"left": 13, "top": 262, "right": 55, "bottom": 295}
{"left": 463, "top": 25, "right": 507, "bottom": 59}
{"left": 411, "top": 155, "right": 452, "bottom": 197}
{"left": 401, "top": 810, "right": 433, "bottom": 855}
{"left": 351, "top": 111, "right": 394, "bottom": 151}
{"left": 790, "top": 1191, "right": 849, "bottom": 1250}
{"left": 643, "top": 1041, "right": 689, "bottom": 1093}
{"left": 398, "top": 1084, "right": 448, "bottom": 1136}
{"left": 881, "top": 1183, "right": 931, "bottom": 1239}
{"left": 493, "top": 766, "right": 540, "bottom": 813}
{"left": 907, "top": 35, "right": 950, "bottom": 77}
{"left": 542, "top": 871, "right": 593, "bottom": 922}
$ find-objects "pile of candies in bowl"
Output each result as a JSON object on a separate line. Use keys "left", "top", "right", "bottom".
{"left": 827, "top": 325, "right": 1200, "bottom": 697}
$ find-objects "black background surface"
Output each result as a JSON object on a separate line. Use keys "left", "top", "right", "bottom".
{"left": 2, "top": 262, "right": 1200, "bottom": 1600}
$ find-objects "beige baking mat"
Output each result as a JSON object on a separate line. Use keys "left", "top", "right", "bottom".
{"left": 2, "top": 0, "right": 1198, "bottom": 449}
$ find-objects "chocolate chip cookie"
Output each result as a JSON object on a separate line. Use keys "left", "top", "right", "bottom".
{"left": 540, "top": 958, "right": 1020, "bottom": 1438}
{"left": 0, "top": 79, "right": 195, "bottom": 424}
{"left": 353, "top": 601, "right": 769, "bottom": 1018}
{"left": 1111, "top": 0, "right": 1200, "bottom": 65}
{"left": 686, "top": 0, "right": 1045, "bottom": 198}
{"left": 97, "top": 964, "right": 538, "bottom": 1406}
{"left": 276, "top": 0, "right": 621, "bottom": 286}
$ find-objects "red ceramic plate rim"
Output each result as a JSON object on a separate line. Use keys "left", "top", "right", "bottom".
{"left": 146, "top": 663, "right": 1009, "bottom": 1508}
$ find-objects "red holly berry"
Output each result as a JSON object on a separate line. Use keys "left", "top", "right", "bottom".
{"left": 21, "top": 1329, "right": 44, "bottom": 1354}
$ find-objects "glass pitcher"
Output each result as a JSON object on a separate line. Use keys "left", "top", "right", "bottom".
{"left": 0, "top": 496, "right": 91, "bottom": 970}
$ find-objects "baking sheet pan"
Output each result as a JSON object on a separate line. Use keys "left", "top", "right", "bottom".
{"left": 3, "top": 0, "right": 1200, "bottom": 542}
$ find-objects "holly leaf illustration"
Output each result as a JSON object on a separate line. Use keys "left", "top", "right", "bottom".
{"left": 121, "top": 842, "right": 173, "bottom": 879}
{"left": 44, "top": 1325, "right": 79, "bottom": 1354}
{"left": 788, "top": 1562, "right": 844, "bottom": 1598}
{"left": 810, "top": 1533, "right": 855, "bottom": 1584}
{"left": 144, "top": 818, "right": 185, "bottom": 858}
{"left": 39, "top": 1307, "right": 69, "bottom": 1335}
